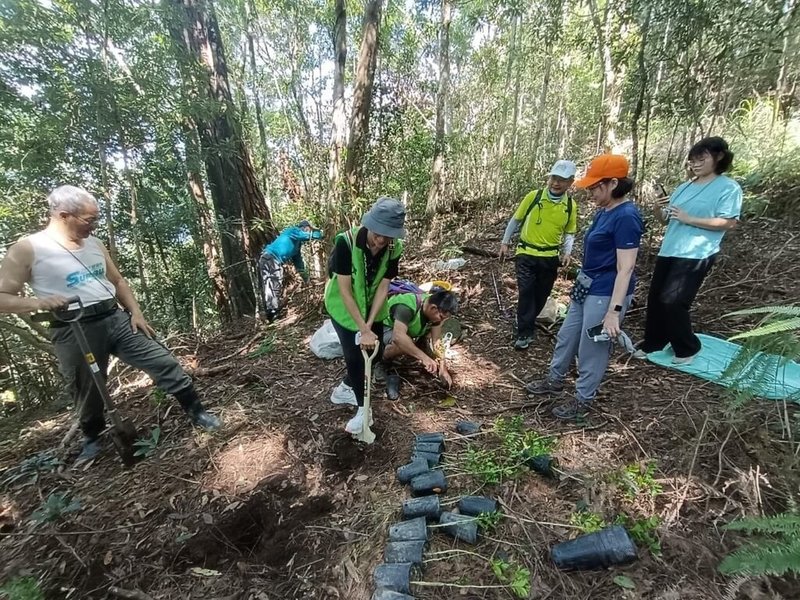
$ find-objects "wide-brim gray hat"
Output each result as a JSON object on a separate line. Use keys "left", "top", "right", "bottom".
{"left": 362, "top": 196, "right": 406, "bottom": 238}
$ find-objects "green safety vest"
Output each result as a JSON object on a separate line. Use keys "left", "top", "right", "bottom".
{"left": 324, "top": 227, "right": 404, "bottom": 331}
{"left": 384, "top": 293, "right": 431, "bottom": 339}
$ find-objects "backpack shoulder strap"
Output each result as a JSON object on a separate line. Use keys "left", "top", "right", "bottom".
{"left": 521, "top": 189, "right": 545, "bottom": 227}
{"left": 566, "top": 195, "right": 574, "bottom": 223}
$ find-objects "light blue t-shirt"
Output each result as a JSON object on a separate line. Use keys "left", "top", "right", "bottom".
{"left": 659, "top": 174, "right": 742, "bottom": 259}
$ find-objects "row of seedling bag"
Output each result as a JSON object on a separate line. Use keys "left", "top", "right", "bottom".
{"left": 372, "top": 424, "right": 639, "bottom": 599}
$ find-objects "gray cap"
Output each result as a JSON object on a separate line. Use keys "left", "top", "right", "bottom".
{"left": 362, "top": 197, "right": 406, "bottom": 239}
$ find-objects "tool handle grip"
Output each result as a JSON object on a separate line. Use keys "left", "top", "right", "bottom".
{"left": 31, "top": 296, "right": 84, "bottom": 323}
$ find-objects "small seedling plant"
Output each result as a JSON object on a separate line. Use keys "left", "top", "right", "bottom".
{"left": 463, "top": 416, "right": 557, "bottom": 485}
{"left": 616, "top": 514, "right": 662, "bottom": 556}
{"left": 570, "top": 510, "right": 607, "bottom": 534}
{"left": 490, "top": 558, "right": 531, "bottom": 598}
{"left": 0, "top": 576, "right": 44, "bottom": 600}
{"left": 30, "top": 492, "right": 81, "bottom": 525}
{"left": 612, "top": 461, "right": 662, "bottom": 499}
{"left": 2, "top": 451, "right": 61, "bottom": 488}
{"left": 133, "top": 426, "right": 161, "bottom": 458}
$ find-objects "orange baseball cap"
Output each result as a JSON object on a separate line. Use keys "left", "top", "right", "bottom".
{"left": 575, "top": 154, "right": 629, "bottom": 188}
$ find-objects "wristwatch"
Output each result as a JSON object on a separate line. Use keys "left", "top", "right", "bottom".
{"left": 612, "top": 304, "right": 623, "bottom": 312}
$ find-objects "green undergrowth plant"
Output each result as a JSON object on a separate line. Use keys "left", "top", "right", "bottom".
{"left": 719, "top": 512, "right": 800, "bottom": 576}
{"left": 133, "top": 426, "right": 161, "bottom": 458}
{"left": 490, "top": 557, "right": 531, "bottom": 598}
{"left": 0, "top": 576, "right": 44, "bottom": 600}
{"left": 616, "top": 514, "right": 662, "bottom": 556}
{"left": 569, "top": 510, "right": 607, "bottom": 533}
{"left": 611, "top": 461, "right": 662, "bottom": 499}
{"left": 248, "top": 335, "right": 276, "bottom": 359}
{"left": 722, "top": 306, "right": 800, "bottom": 411}
{"left": 30, "top": 492, "right": 81, "bottom": 525}
{"left": 2, "top": 451, "right": 61, "bottom": 488}
{"left": 475, "top": 510, "right": 504, "bottom": 531}
{"left": 422, "top": 549, "right": 530, "bottom": 598}
{"left": 462, "top": 416, "right": 557, "bottom": 485}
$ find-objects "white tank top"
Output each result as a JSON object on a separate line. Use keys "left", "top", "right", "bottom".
{"left": 27, "top": 231, "right": 117, "bottom": 306}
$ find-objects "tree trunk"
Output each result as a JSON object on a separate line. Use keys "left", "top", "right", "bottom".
{"left": 164, "top": 0, "right": 275, "bottom": 318}
{"left": 245, "top": 0, "right": 271, "bottom": 204}
{"left": 327, "top": 0, "right": 347, "bottom": 222}
{"left": 344, "top": 0, "right": 382, "bottom": 198}
{"left": 630, "top": 6, "right": 652, "bottom": 180}
{"left": 588, "top": 0, "right": 624, "bottom": 152}
{"left": 97, "top": 143, "right": 117, "bottom": 262}
{"left": 425, "top": 0, "right": 452, "bottom": 215}
{"left": 181, "top": 121, "right": 232, "bottom": 322}
{"left": 493, "top": 15, "right": 518, "bottom": 196}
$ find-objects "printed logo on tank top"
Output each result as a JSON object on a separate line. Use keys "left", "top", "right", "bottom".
{"left": 66, "top": 262, "right": 105, "bottom": 288}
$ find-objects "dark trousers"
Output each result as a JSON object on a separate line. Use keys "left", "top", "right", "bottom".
{"left": 642, "top": 255, "right": 716, "bottom": 357}
{"left": 259, "top": 253, "right": 284, "bottom": 317}
{"left": 515, "top": 254, "right": 560, "bottom": 338}
{"left": 50, "top": 310, "right": 194, "bottom": 440}
{"left": 330, "top": 318, "right": 383, "bottom": 407}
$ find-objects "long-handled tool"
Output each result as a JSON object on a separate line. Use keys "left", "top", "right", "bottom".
{"left": 356, "top": 342, "right": 380, "bottom": 444}
{"left": 34, "top": 296, "right": 139, "bottom": 466}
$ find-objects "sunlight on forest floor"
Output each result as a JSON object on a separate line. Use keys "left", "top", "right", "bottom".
{"left": 204, "top": 431, "right": 289, "bottom": 495}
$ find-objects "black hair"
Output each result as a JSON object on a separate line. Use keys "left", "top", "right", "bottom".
{"left": 597, "top": 177, "right": 634, "bottom": 199}
{"left": 688, "top": 137, "right": 734, "bottom": 174}
{"left": 429, "top": 290, "right": 458, "bottom": 315}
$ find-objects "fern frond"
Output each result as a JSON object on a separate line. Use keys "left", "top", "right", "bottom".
{"left": 729, "top": 316, "right": 800, "bottom": 340}
{"left": 718, "top": 538, "right": 800, "bottom": 576}
{"left": 724, "top": 513, "right": 800, "bottom": 535}
{"left": 726, "top": 305, "right": 800, "bottom": 318}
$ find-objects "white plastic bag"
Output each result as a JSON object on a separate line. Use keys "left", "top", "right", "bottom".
{"left": 310, "top": 319, "right": 343, "bottom": 359}
{"left": 536, "top": 296, "right": 564, "bottom": 324}
{"left": 435, "top": 258, "right": 467, "bottom": 271}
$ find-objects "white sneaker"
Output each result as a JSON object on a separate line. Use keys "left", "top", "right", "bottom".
{"left": 672, "top": 353, "right": 698, "bottom": 365}
{"left": 330, "top": 382, "right": 357, "bottom": 405}
{"left": 346, "top": 407, "right": 365, "bottom": 434}
{"left": 345, "top": 407, "right": 374, "bottom": 434}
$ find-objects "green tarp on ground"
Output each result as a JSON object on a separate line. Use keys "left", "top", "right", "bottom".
{"left": 646, "top": 334, "right": 800, "bottom": 402}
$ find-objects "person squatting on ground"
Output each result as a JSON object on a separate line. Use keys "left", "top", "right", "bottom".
{"left": 500, "top": 160, "right": 578, "bottom": 350}
{"left": 324, "top": 197, "right": 406, "bottom": 435}
{"left": 259, "top": 219, "right": 323, "bottom": 322}
{"left": 379, "top": 290, "right": 459, "bottom": 399}
{"left": 0, "top": 186, "right": 221, "bottom": 464}
{"left": 634, "top": 137, "right": 742, "bottom": 364}
{"left": 526, "top": 155, "right": 644, "bottom": 420}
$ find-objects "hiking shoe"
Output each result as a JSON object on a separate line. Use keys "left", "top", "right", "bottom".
{"left": 330, "top": 382, "right": 357, "bottom": 406}
{"left": 552, "top": 399, "right": 591, "bottom": 420}
{"left": 672, "top": 353, "right": 698, "bottom": 365}
{"left": 345, "top": 407, "right": 373, "bottom": 434}
{"left": 386, "top": 374, "right": 401, "bottom": 401}
{"left": 514, "top": 337, "right": 533, "bottom": 351}
{"left": 525, "top": 378, "right": 564, "bottom": 396}
{"left": 189, "top": 407, "right": 222, "bottom": 432}
{"left": 75, "top": 439, "right": 102, "bottom": 465}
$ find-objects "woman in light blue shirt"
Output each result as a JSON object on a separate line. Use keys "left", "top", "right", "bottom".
{"left": 637, "top": 137, "right": 742, "bottom": 363}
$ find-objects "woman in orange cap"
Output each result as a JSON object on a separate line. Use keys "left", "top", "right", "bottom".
{"left": 525, "top": 155, "right": 644, "bottom": 420}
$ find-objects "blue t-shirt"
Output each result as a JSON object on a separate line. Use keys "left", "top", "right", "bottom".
{"left": 659, "top": 174, "right": 742, "bottom": 259}
{"left": 582, "top": 201, "right": 644, "bottom": 296}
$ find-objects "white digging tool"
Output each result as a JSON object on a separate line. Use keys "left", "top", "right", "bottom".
{"left": 356, "top": 341, "right": 380, "bottom": 444}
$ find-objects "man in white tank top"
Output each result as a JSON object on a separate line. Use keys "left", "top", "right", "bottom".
{"left": 0, "top": 185, "right": 221, "bottom": 464}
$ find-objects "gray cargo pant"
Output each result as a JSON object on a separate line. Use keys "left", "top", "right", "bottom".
{"left": 548, "top": 294, "right": 633, "bottom": 404}
{"left": 50, "top": 309, "right": 193, "bottom": 440}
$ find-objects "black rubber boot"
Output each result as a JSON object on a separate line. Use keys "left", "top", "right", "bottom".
{"left": 386, "top": 374, "right": 401, "bottom": 401}
{"left": 174, "top": 387, "right": 222, "bottom": 432}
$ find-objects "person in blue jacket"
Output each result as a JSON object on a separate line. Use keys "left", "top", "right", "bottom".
{"left": 259, "top": 220, "right": 322, "bottom": 321}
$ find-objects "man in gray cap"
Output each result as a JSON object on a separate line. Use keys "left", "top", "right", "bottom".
{"left": 323, "top": 197, "right": 406, "bottom": 434}
{"left": 500, "top": 160, "right": 578, "bottom": 350}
